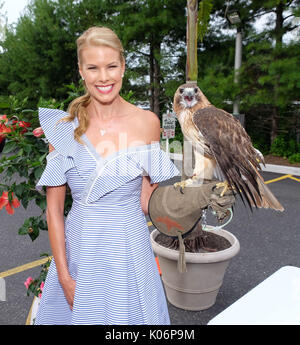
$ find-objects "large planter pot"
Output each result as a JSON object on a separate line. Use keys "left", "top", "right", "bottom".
{"left": 150, "top": 226, "right": 240, "bottom": 311}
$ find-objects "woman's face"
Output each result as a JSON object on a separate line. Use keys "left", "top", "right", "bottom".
{"left": 79, "top": 45, "right": 125, "bottom": 105}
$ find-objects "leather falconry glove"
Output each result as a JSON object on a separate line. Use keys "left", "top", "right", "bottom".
{"left": 148, "top": 180, "right": 236, "bottom": 273}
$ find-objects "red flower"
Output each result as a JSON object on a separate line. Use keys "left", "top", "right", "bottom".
{"left": 12, "top": 120, "right": 31, "bottom": 134}
{"left": 0, "top": 115, "right": 31, "bottom": 138}
{"left": 0, "top": 115, "right": 11, "bottom": 142}
{"left": 24, "top": 277, "right": 34, "bottom": 289}
{"left": 0, "top": 191, "right": 21, "bottom": 215}
{"left": 33, "top": 127, "right": 44, "bottom": 137}
{"left": 0, "top": 115, "right": 8, "bottom": 123}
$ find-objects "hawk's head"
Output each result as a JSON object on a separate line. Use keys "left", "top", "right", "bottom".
{"left": 173, "top": 83, "right": 210, "bottom": 114}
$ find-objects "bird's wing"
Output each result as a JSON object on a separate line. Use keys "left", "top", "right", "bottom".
{"left": 192, "top": 105, "right": 263, "bottom": 209}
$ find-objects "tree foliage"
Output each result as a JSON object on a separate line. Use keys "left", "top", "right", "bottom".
{"left": 196, "top": 0, "right": 300, "bottom": 149}
{"left": 0, "top": 0, "right": 299, "bottom": 151}
{"left": 111, "top": 0, "right": 187, "bottom": 115}
{"left": 0, "top": 0, "right": 113, "bottom": 105}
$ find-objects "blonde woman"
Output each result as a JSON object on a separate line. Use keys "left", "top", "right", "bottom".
{"left": 34, "top": 26, "right": 179, "bottom": 325}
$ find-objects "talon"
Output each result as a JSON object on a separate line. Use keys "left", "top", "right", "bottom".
{"left": 173, "top": 180, "right": 187, "bottom": 191}
{"left": 192, "top": 175, "right": 198, "bottom": 182}
{"left": 216, "top": 181, "right": 233, "bottom": 197}
{"left": 180, "top": 187, "right": 184, "bottom": 194}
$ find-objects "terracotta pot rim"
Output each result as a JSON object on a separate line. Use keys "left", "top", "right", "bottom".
{"left": 150, "top": 226, "right": 240, "bottom": 264}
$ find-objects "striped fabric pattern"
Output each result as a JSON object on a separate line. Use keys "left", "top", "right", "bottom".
{"left": 34, "top": 108, "right": 180, "bottom": 325}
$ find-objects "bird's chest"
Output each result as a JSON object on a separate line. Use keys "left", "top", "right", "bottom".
{"left": 177, "top": 109, "right": 212, "bottom": 157}
{"left": 178, "top": 110, "right": 205, "bottom": 142}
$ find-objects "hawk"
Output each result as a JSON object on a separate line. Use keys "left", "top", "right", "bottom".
{"left": 173, "top": 82, "right": 284, "bottom": 212}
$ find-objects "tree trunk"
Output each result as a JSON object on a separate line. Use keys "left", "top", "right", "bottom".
{"left": 186, "top": 0, "right": 198, "bottom": 82}
{"left": 149, "top": 43, "right": 154, "bottom": 112}
{"left": 183, "top": 0, "right": 198, "bottom": 180}
{"left": 153, "top": 40, "right": 161, "bottom": 116}
{"left": 270, "top": 107, "right": 278, "bottom": 144}
{"left": 270, "top": 0, "right": 284, "bottom": 144}
{"left": 275, "top": 0, "right": 284, "bottom": 48}
{"left": 149, "top": 39, "right": 161, "bottom": 116}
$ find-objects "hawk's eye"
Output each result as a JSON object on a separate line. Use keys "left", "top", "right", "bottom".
{"left": 194, "top": 88, "right": 198, "bottom": 93}
{"left": 179, "top": 88, "right": 184, "bottom": 94}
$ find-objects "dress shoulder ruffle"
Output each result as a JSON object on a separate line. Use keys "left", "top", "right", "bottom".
{"left": 133, "top": 142, "right": 179, "bottom": 184}
{"left": 36, "top": 108, "right": 78, "bottom": 192}
{"left": 84, "top": 143, "right": 180, "bottom": 203}
{"left": 38, "top": 107, "right": 77, "bottom": 157}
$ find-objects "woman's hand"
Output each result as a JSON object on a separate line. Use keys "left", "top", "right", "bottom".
{"left": 60, "top": 276, "right": 76, "bottom": 311}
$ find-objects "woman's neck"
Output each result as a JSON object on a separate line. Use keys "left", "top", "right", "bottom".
{"left": 87, "top": 95, "right": 125, "bottom": 122}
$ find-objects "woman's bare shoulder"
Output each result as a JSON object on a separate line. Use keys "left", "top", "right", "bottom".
{"left": 134, "top": 107, "right": 161, "bottom": 142}
{"left": 126, "top": 102, "right": 157, "bottom": 121}
{"left": 122, "top": 100, "right": 161, "bottom": 143}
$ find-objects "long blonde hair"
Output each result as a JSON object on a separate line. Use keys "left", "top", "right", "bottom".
{"left": 58, "top": 26, "right": 125, "bottom": 144}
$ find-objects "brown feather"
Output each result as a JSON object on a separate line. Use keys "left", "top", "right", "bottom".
{"left": 192, "top": 105, "right": 284, "bottom": 212}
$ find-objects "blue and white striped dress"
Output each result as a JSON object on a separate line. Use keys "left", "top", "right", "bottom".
{"left": 34, "top": 108, "right": 179, "bottom": 325}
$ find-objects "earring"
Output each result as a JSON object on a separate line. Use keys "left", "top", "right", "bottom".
{"left": 82, "top": 77, "right": 85, "bottom": 81}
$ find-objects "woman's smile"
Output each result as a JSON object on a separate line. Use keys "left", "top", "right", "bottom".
{"left": 96, "top": 84, "right": 114, "bottom": 94}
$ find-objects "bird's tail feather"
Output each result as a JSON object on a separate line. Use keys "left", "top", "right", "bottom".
{"left": 244, "top": 173, "right": 284, "bottom": 212}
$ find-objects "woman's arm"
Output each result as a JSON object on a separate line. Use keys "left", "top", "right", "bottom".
{"left": 46, "top": 143, "right": 75, "bottom": 309}
{"left": 140, "top": 176, "right": 158, "bottom": 215}
{"left": 46, "top": 184, "right": 69, "bottom": 282}
{"left": 140, "top": 111, "right": 161, "bottom": 215}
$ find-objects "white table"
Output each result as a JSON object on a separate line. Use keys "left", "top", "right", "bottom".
{"left": 208, "top": 266, "right": 300, "bottom": 325}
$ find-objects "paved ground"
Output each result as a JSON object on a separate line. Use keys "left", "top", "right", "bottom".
{"left": 0, "top": 170, "right": 299, "bottom": 325}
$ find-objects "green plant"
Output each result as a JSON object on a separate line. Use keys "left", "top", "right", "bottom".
{"left": 252, "top": 138, "right": 270, "bottom": 156}
{"left": 288, "top": 153, "right": 300, "bottom": 164}
{"left": 270, "top": 135, "right": 286, "bottom": 156}
{"left": 0, "top": 96, "right": 73, "bottom": 300}
{"left": 270, "top": 134, "right": 299, "bottom": 158}
{"left": 24, "top": 254, "right": 52, "bottom": 298}
{"left": 0, "top": 100, "right": 73, "bottom": 241}
{"left": 0, "top": 83, "right": 93, "bottom": 238}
